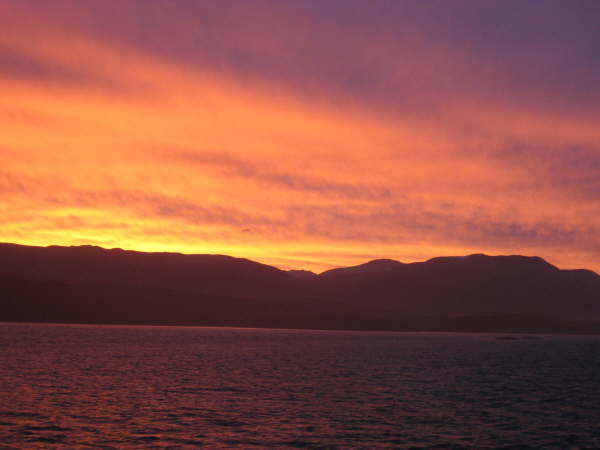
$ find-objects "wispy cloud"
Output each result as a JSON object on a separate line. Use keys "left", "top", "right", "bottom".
{"left": 1, "top": 0, "right": 599, "bottom": 272}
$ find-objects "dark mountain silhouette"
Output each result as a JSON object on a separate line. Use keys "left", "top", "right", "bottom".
{"left": 1, "top": 243, "right": 599, "bottom": 333}
{"left": 287, "top": 269, "right": 319, "bottom": 280}
{"left": 315, "top": 254, "right": 600, "bottom": 319}
{"left": 0, "top": 243, "right": 302, "bottom": 299}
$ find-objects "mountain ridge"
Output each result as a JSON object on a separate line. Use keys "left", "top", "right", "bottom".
{"left": 2, "top": 242, "right": 597, "bottom": 277}
{"left": 1, "top": 242, "right": 599, "bottom": 333}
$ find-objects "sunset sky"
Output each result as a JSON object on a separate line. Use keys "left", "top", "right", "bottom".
{"left": 1, "top": 0, "right": 599, "bottom": 273}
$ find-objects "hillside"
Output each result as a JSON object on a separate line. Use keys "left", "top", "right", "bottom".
{"left": 1, "top": 243, "right": 599, "bottom": 333}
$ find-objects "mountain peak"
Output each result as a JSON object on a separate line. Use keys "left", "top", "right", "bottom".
{"left": 287, "top": 269, "right": 318, "bottom": 279}
{"left": 424, "top": 253, "right": 558, "bottom": 270}
{"left": 320, "top": 258, "right": 403, "bottom": 277}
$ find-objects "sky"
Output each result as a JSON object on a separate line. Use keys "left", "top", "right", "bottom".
{"left": 1, "top": 0, "right": 599, "bottom": 273}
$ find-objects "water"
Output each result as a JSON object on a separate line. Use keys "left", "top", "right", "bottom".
{"left": 1, "top": 323, "right": 600, "bottom": 449}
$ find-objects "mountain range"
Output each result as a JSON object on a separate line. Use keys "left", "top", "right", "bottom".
{"left": 1, "top": 243, "right": 599, "bottom": 333}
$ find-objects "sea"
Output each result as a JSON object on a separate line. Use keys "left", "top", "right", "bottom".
{"left": 1, "top": 323, "right": 600, "bottom": 449}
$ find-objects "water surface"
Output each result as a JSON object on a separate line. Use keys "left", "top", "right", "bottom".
{"left": 2, "top": 323, "right": 600, "bottom": 448}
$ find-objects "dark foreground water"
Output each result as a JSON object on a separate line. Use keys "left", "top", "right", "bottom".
{"left": 2, "top": 323, "right": 600, "bottom": 449}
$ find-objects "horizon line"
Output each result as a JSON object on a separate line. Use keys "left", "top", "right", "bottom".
{"left": 1, "top": 240, "right": 596, "bottom": 277}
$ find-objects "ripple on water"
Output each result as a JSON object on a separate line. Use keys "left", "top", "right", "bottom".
{"left": 2, "top": 324, "right": 600, "bottom": 448}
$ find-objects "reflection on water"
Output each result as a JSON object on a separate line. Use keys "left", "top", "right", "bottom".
{"left": 1, "top": 322, "right": 600, "bottom": 448}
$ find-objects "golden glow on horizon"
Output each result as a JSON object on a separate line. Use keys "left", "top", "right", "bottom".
{"left": 1, "top": 4, "right": 599, "bottom": 273}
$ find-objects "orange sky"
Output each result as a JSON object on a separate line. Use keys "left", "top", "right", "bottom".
{"left": 1, "top": 1, "right": 599, "bottom": 273}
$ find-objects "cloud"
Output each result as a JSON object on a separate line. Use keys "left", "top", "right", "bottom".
{"left": 0, "top": 45, "right": 127, "bottom": 93}
{"left": 1, "top": 0, "right": 599, "bottom": 272}
{"left": 172, "top": 150, "right": 392, "bottom": 200}
{"left": 4, "top": 1, "right": 599, "bottom": 116}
